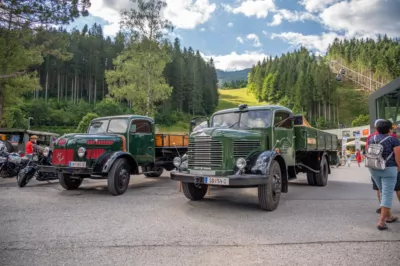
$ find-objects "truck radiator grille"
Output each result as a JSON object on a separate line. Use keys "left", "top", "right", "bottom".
{"left": 188, "top": 136, "right": 222, "bottom": 168}
{"left": 233, "top": 140, "right": 261, "bottom": 158}
{"left": 53, "top": 149, "right": 74, "bottom": 165}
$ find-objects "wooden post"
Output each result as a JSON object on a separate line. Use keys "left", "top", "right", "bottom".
{"left": 178, "top": 181, "right": 182, "bottom": 192}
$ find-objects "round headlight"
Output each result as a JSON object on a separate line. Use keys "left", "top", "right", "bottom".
{"left": 43, "top": 147, "right": 50, "bottom": 157}
{"left": 236, "top": 157, "right": 246, "bottom": 169}
{"left": 173, "top": 156, "right": 181, "bottom": 167}
{"left": 78, "top": 147, "right": 86, "bottom": 158}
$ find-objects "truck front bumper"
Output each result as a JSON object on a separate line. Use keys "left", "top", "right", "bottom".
{"left": 170, "top": 171, "right": 269, "bottom": 186}
{"left": 38, "top": 165, "right": 93, "bottom": 176}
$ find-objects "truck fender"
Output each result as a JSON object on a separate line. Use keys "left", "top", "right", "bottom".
{"left": 96, "top": 151, "right": 139, "bottom": 175}
{"left": 250, "top": 151, "right": 288, "bottom": 193}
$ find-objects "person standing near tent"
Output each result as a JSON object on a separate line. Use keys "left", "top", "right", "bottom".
{"left": 355, "top": 149, "right": 362, "bottom": 167}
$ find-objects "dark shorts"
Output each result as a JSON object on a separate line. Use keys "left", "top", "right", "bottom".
{"left": 372, "top": 172, "right": 400, "bottom": 191}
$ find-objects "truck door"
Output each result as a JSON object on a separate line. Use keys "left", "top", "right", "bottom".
{"left": 129, "top": 119, "right": 154, "bottom": 164}
{"left": 273, "top": 111, "right": 295, "bottom": 166}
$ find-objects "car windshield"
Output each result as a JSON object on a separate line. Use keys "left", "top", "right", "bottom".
{"left": 88, "top": 118, "right": 129, "bottom": 134}
{"left": 211, "top": 109, "right": 271, "bottom": 128}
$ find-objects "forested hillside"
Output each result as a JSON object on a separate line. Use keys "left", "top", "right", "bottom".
{"left": 247, "top": 36, "right": 400, "bottom": 128}
{"left": 1, "top": 8, "right": 219, "bottom": 133}
{"left": 217, "top": 68, "right": 250, "bottom": 87}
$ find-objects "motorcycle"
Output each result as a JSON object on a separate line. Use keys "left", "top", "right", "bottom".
{"left": 0, "top": 141, "right": 30, "bottom": 178}
{"left": 17, "top": 146, "right": 58, "bottom": 187}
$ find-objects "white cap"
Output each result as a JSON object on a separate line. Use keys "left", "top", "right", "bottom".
{"left": 374, "top": 119, "right": 384, "bottom": 127}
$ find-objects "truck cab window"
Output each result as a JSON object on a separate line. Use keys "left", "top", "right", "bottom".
{"left": 131, "top": 120, "right": 152, "bottom": 134}
{"left": 274, "top": 112, "right": 292, "bottom": 129}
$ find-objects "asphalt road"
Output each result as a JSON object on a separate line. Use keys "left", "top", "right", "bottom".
{"left": 0, "top": 165, "right": 399, "bottom": 266}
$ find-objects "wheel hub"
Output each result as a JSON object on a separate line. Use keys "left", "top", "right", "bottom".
{"left": 272, "top": 173, "right": 281, "bottom": 201}
{"left": 118, "top": 168, "right": 129, "bottom": 188}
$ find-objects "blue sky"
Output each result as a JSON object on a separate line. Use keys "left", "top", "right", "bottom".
{"left": 69, "top": 0, "right": 400, "bottom": 71}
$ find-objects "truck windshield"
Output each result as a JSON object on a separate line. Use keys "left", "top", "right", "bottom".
{"left": 211, "top": 110, "right": 271, "bottom": 128}
{"left": 88, "top": 118, "right": 129, "bottom": 134}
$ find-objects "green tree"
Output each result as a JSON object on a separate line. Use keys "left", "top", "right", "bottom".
{"left": 76, "top": 112, "right": 99, "bottom": 133}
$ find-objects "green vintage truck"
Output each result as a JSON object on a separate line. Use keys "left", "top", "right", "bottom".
{"left": 38, "top": 115, "right": 188, "bottom": 195}
{"left": 170, "top": 104, "right": 338, "bottom": 211}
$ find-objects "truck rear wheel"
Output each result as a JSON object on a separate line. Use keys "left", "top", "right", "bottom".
{"left": 258, "top": 160, "right": 282, "bottom": 211}
{"left": 59, "top": 173, "right": 82, "bottom": 190}
{"left": 143, "top": 166, "right": 164, "bottom": 178}
{"left": 182, "top": 182, "right": 208, "bottom": 201}
{"left": 306, "top": 171, "right": 316, "bottom": 186}
{"left": 107, "top": 158, "right": 131, "bottom": 196}
{"left": 315, "top": 156, "right": 329, "bottom": 186}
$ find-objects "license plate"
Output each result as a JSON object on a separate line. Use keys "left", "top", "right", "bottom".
{"left": 68, "top": 161, "right": 86, "bottom": 168}
{"left": 204, "top": 176, "right": 229, "bottom": 185}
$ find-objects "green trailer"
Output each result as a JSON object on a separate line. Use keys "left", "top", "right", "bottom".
{"left": 170, "top": 104, "right": 339, "bottom": 211}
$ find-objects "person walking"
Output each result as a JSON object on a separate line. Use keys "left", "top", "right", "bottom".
{"left": 345, "top": 147, "right": 352, "bottom": 167}
{"left": 366, "top": 119, "right": 400, "bottom": 230}
{"left": 355, "top": 149, "right": 362, "bottom": 167}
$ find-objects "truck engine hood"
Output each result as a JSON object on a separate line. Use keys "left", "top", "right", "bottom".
{"left": 56, "top": 133, "right": 123, "bottom": 147}
{"left": 190, "top": 127, "right": 263, "bottom": 139}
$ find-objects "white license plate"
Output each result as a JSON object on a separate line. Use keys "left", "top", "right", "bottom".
{"left": 204, "top": 176, "right": 229, "bottom": 185}
{"left": 68, "top": 161, "right": 86, "bottom": 168}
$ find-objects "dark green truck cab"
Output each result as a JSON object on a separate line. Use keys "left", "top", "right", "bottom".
{"left": 170, "top": 104, "right": 338, "bottom": 211}
{"left": 38, "top": 115, "right": 188, "bottom": 195}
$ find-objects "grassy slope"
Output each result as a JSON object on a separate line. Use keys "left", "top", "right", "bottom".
{"left": 217, "top": 88, "right": 264, "bottom": 110}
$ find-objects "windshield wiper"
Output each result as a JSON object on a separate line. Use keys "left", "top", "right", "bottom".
{"left": 229, "top": 121, "right": 251, "bottom": 129}
{"left": 274, "top": 116, "right": 292, "bottom": 127}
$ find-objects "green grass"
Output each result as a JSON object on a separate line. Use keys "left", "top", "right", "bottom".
{"left": 336, "top": 81, "right": 369, "bottom": 126}
{"left": 217, "top": 88, "right": 263, "bottom": 110}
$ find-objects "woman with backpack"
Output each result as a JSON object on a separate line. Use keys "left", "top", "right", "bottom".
{"left": 366, "top": 119, "right": 400, "bottom": 230}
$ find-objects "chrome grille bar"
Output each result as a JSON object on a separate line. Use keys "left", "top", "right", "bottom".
{"left": 233, "top": 140, "right": 261, "bottom": 158}
{"left": 188, "top": 136, "right": 222, "bottom": 168}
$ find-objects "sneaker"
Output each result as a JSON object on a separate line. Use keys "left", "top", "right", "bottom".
{"left": 376, "top": 208, "right": 381, "bottom": 214}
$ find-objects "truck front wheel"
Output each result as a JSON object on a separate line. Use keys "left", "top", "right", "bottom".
{"left": 182, "top": 182, "right": 208, "bottom": 201}
{"left": 107, "top": 158, "right": 131, "bottom": 196}
{"left": 258, "top": 160, "right": 282, "bottom": 211}
{"left": 59, "top": 173, "right": 82, "bottom": 190}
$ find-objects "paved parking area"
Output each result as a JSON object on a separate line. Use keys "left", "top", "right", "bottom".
{"left": 0, "top": 165, "right": 399, "bottom": 265}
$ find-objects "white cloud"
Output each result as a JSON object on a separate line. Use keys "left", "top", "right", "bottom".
{"left": 202, "top": 51, "right": 269, "bottom": 71}
{"left": 271, "top": 32, "right": 342, "bottom": 55}
{"left": 87, "top": 0, "right": 217, "bottom": 36}
{"left": 200, "top": 27, "right": 206, "bottom": 32}
{"left": 223, "top": 0, "right": 276, "bottom": 18}
{"left": 227, "top": 22, "right": 234, "bottom": 27}
{"left": 236, "top": 36, "right": 244, "bottom": 43}
{"left": 319, "top": 0, "right": 400, "bottom": 38}
{"left": 246, "top": 33, "right": 262, "bottom": 47}
{"left": 299, "top": 0, "right": 340, "bottom": 13}
{"left": 268, "top": 9, "right": 319, "bottom": 26}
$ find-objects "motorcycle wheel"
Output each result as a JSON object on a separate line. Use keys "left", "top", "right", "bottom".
{"left": 17, "top": 170, "right": 33, "bottom": 187}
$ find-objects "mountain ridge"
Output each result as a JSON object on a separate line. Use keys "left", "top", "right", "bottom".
{"left": 216, "top": 68, "right": 251, "bottom": 87}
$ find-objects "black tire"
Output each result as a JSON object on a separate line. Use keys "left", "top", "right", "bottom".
{"left": 107, "top": 158, "right": 131, "bottom": 196}
{"left": 143, "top": 166, "right": 164, "bottom": 178}
{"left": 307, "top": 171, "right": 316, "bottom": 186}
{"left": 315, "top": 156, "right": 329, "bottom": 186}
{"left": 17, "top": 170, "right": 30, "bottom": 187}
{"left": 3, "top": 141, "right": 13, "bottom": 153}
{"left": 258, "top": 160, "right": 282, "bottom": 211}
{"left": 59, "top": 173, "right": 82, "bottom": 190}
{"left": 182, "top": 182, "right": 208, "bottom": 201}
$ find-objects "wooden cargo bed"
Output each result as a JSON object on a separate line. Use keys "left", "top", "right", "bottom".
{"left": 155, "top": 133, "right": 188, "bottom": 148}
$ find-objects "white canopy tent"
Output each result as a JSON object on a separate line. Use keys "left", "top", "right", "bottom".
{"left": 345, "top": 140, "right": 366, "bottom": 146}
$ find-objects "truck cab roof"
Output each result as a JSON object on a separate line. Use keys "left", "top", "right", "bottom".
{"left": 91, "top": 115, "right": 155, "bottom": 123}
{"left": 212, "top": 105, "right": 293, "bottom": 116}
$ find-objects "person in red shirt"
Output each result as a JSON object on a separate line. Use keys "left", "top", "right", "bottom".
{"left": 25, "top": 135, "right": 38, "bottom": 155}
{"left": 367, "top": 120, "right": 400, "bottom": 214}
